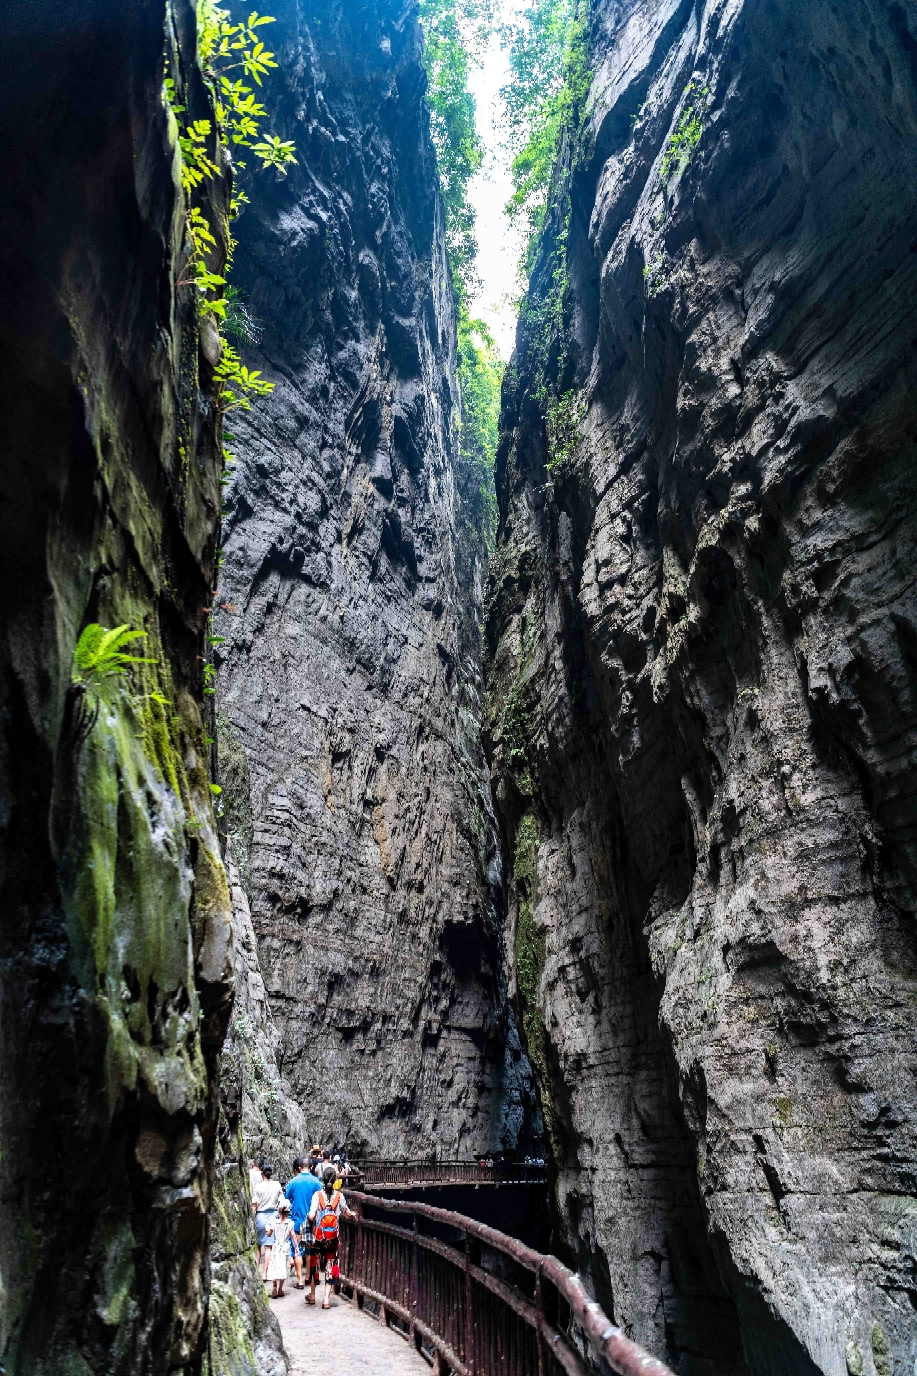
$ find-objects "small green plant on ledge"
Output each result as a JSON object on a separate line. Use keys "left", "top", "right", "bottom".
{"left": 643, "top": 252, "right": 670, "bottom": 297}
{"left": 660, "top": 80, "right": 710, "bottom": 182}
{"left": 222, "top": 284, "right": 263, "bottom": 347}
{"left": 546, "top": 388, "right": 585, "bottom": 475}
{"left": 214, "top": 343, "right": 273, "bottom": 413}
{"left": 72, "top": 624, "right": 153, "bottom": 689}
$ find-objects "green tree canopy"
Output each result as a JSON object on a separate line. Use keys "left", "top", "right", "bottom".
{"left": 457, "top": 307, "right": 502, "bottom": 544}
{"left": 419, "top": 0, "right": 493, "bottom": 304}
{"left": 500, "top": 0, "right": 589, "bottom": 270}
{"left": 419, "top": 0, "right": 502, "bottom": 545}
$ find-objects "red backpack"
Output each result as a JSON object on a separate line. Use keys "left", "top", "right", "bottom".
{"left": 313, "top": 1190, "right": 341, "bottom": 1244}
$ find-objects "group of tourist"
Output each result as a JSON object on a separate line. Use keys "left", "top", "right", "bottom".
{"left": 478, "top": 1153, "right": 546, "bottom": 1170}
{"left": 249, "top": 1147, "right": 356, "bottom": 1309}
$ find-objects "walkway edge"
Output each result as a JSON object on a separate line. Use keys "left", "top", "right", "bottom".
{"left": 342, "top": 1192, "right": 675, "bottom": 1376}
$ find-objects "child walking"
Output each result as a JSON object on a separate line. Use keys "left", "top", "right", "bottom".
{"left": 265, "top": 1199, "right": 294, "bottom": 1298}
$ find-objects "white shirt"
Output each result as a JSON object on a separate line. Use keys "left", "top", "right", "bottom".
{"left": 253, "top": 1177, "right": 284, "bottom": 1212}
{"left": 309, "top": 1188, "right": 350, "bottom": 1222}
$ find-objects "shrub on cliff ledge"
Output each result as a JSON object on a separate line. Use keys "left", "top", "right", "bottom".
{"left": 660, "top": 81, "right": 710, "bottom": 182}
{"left": 546, "top": 388, "right": 585, "bottom": 474}
{"left": 458, "top": 309, "right": 502, "bottom": 543}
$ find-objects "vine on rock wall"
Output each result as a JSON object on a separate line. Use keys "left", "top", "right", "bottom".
{"left": 165, "top": 0, "right": 295, "bottom": 718}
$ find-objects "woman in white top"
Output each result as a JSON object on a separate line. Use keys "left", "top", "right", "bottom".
{"left": 252, "top": 1164, "right": 285, "bottom": 1279}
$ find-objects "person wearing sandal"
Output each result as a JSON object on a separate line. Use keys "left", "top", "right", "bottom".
{"left": 306, "top": 1166, "right": 356, "bottom": 1308}
{"left": 252, "top": 1164, "right": 284, "bottom": 1281}
{"left": 265, "top": 1199, "right": 294, "bottom": 1298}
{"left": 285, "top": 1156, "right": 322, "bottom": 1289}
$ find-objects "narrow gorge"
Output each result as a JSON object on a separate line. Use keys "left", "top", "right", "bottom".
{"left": 1, "top": 2, "right": 915, "bottom": 1376}
{"left": 213, "top": 0, "right": 538, "bottom": 1166}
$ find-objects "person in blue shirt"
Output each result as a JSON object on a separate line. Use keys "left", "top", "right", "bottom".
{"left": 285, "top": 1157, "right": 323, "bottom": 1290}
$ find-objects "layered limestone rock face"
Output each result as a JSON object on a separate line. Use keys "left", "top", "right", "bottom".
{"left": 487, "top": 2, "right": 917, "bottom": 1374}
{"left": 207, "top": 847, "right": 298, "bottom": 1376}
{"left": 221, "top": 841, "right": 308, "bottom": 1166}
{"left": 215, "top": 0, "right": 537, "bottom": 1158}
{"left": 0, "top": 2, "right": 245, "bottom": 1371}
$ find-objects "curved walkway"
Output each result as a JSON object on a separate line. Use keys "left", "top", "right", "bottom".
{"left": 270, "top": 1291, "right": 428, "bottom": 1376}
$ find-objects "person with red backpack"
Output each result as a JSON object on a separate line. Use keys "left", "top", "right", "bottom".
{"left": 306, "top": 1165, "right": 356, "bottom": 1308}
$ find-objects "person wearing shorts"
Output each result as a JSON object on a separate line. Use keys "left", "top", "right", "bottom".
{"left": 285, "top": 1157, "right": 322, "bottom": 1289}
{"left": 306, "top": 1165, "right": 356, "bottom": 1308}
{"left": 251, "top": 1164, "right": 284, "bottom": 1280}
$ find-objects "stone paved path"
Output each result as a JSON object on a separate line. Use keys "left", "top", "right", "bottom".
{"left": 269, "top": 1289, "right": 430, "bottom": 1375}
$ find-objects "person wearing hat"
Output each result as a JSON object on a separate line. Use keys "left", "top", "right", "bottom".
{"left": 264, "top": 1198, "right": 294, "bottom": 1298}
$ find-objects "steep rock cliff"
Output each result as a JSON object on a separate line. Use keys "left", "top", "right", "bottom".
{"left": 487, "top": 3, "right": 917, "bottom": 1374}
{"left": 209, "top": 1102, "right": 288, "bottom": 1376}
{"left": 0, "top": 2, "right": 239, "bottom": 1371}
{"left": 215, "top": 0, "right": 537, "bottom": 1158}
{"left": 206, "top": 842, "right": 298, "bottom": 1376}
{"left": 221, "top": 840, "right": 308, "bottom": 1166}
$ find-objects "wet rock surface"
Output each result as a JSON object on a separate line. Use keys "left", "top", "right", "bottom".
{"left": 487, "top": 2, "right": 917, "bottom": 1374}
{"left": 215, "top": 0, "right": 538, "bottom": 1159}
{"left": 0, "top": 1, "right": 235, "bottom": 1371}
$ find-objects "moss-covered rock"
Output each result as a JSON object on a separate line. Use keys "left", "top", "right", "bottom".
{"left": 0, "top": 2, "right": 235, "bottom": 1371}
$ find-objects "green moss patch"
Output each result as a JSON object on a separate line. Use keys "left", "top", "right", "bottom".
{"left": 204, "top": 1281, "right": 257, "bottom": 1376}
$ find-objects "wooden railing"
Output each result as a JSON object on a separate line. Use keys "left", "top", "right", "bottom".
{"left": 339, "top": 1192, "right": 674, "bottom": 1376}
{"left": 352, "top": 1160, "right": 547, "bottom": 1190}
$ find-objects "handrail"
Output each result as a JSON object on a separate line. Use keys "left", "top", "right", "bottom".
{"left": 340, "top": 1191, "right": 674, "bottom": 1376}
{"left": 352, "top": 1160, "right": 547, "bottom": 1189}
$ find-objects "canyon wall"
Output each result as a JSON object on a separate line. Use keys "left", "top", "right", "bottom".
{"left": 0, "top": 2, "right": 240, "bottom": 1372}
{"left": 215, "top": 0, "right": 537, "bottom": 1160}
{"left": 487, "top": 2, "right": 917, "bottom": 1375}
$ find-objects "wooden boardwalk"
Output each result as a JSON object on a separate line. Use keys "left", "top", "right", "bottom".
{"left": 271, "top": 1290, "right": 428, "bottom": 1376}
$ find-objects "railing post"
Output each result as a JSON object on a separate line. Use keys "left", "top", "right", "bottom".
{"left": 534, "top": 1262, "right": 546, "bottom": 1376}
{"left": 464, "top": 1228, "right": 476, "bottom": 1376}
{"left": 355, "top": 1198, "right": 364, "bottom": 1298}
{"left": 411, "top": 1207, "right": 419, "bottom": 1342}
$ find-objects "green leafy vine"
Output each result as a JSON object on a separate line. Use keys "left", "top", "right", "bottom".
{"left": 660, "top": 81, "right": 710, "bottom": 182}
{"left": 165, "top": 3, "right": 295, "bottom": 367}
{"left": 164, "top": 2, "right": 297, "bottom": 708}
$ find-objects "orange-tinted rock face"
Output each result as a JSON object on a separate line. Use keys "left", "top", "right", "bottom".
{"left": 487, "top": 2, "right": 917, "bottom": 1373}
